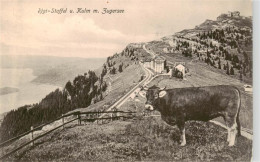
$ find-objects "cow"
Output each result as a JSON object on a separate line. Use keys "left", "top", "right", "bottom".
{"left": 139, "top": 85, "right": 241, "bottom": 146}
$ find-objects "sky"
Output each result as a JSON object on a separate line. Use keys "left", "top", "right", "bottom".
{"left": 0, "top": 0, "right": 252, "bottom": 58}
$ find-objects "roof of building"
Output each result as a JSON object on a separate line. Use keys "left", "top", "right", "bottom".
{"left": 143, "top": 56, "right": 165, "bottom": 64}
{"left": 175, "top": 64, "right": 185, "bottom": 71}
{"left": 154, "top": 56, "right": 165, "bottom": 61}
{"left": 144, "top": 58, "right": 152, "bottom": 62}
{"left": 174, "top": 62, "right": 186, "bottom": 67}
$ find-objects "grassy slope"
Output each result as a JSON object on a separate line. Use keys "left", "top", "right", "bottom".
{"left": 68, "top": 48, "right": 149, "bottom": 113}
{"left": 68, "top": 60, "right": 145, "bottom": 114}
{"left": 8, "top": 117, "right": 252, "bottom": 161}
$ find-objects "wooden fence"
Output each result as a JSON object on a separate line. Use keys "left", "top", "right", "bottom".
{"left": 0, "top": 110, "right": 136, "bottom": 160}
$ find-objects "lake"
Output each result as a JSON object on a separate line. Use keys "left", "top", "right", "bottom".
{"left": 0, "top": 68, "right": 61, "bottom": 114}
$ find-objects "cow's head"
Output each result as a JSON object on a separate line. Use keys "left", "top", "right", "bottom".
{"left": 139, "top": 85, "right": 167, "bottom": 111}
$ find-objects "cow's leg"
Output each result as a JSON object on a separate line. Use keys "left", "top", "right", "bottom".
{"left": 228, "top": 123, "right": 237, "bottom": 146}
{"left": 227, "top": 128, "right": 231, "bottom": 142}
{"left": 225, "top": 116, "right": 231, "bottom": 142}
{"left": 177, "top": 122, "right": 186, "bottom": 146}
{"left": 224, "top": 115, "right": 237, "bottom": 146}
{"left": 180, "top": 128, "right": 186, "bottom": 146}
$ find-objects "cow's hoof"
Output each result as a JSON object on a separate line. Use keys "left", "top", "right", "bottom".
{"left": 180, "top": 142, "right": 186, "bottom": 146}
{"left": 228, "top": 141, "right": 235, "bottom": 146}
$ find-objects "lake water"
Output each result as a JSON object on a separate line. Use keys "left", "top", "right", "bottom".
{"left": 0, "top": 68, "right": 61, "bottom": 114}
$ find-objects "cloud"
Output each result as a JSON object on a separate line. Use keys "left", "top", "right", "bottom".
{"left": 1, "top": 12, "right": 156, "bottom": 57}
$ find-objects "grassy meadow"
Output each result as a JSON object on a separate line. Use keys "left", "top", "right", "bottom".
{"left": 8, "top": 117, "right": 251, "bottom": 161}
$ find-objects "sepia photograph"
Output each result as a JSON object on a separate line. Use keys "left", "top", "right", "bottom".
{"left": 0, "top": 0, "right": 256, "bottom": 161}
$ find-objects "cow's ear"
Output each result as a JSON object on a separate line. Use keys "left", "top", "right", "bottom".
{"left": 139, "top": 91, "right": 146, "bottom": 98}
{"left": 159, "top": 91, "right": 167, "bottom": 98}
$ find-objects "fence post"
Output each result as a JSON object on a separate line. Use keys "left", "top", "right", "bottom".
{"left": 97, "top": 110, "right": 100, "bottom": 124}
{"left": 62, "top": 114, "right": 64, "bottom": 129}
{"left": 101, "top": 112, "right": 103, "bottom": 124}
{"left": 30, "top": 126, "right": 34, "bottom": 146}
{"left": 113, "top": 109, "right": 118, "bottom": 120}
{"left": 78, "top": 112, "right": 81, "bottom": 125}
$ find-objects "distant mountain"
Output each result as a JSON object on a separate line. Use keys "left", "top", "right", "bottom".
{"left": 173, "top": 13, "right": 252, "bottom": 37}
{"left": 0, "top": 87, "right": 19, "bottom": 95}
{"left": 159, "top": 12, "right": 252, "bottom": 83}
{"left": 0, "top": 55, "right": 105, "bottom": 86}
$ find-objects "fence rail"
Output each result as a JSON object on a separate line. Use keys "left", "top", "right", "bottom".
{"left": 0, "top": 111, "right": 79, "bottom": 148}
{"left": 0, "top": 110, "right": 136, "bottom": 160}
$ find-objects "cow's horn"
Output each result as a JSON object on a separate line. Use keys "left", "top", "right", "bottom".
{"left": 159, "top": 86, "right": 166, "bottom": 91}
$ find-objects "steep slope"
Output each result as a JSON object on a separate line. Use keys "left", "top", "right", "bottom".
{"left": 4, "top": 116, "right": 252, "bottom": 161}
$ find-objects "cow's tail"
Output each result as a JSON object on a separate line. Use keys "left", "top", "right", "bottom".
{"left": 236, "top": 87, "right": 241, "bottom": 136}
